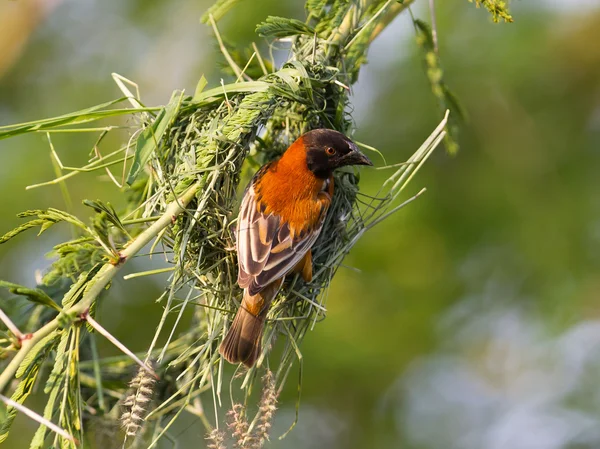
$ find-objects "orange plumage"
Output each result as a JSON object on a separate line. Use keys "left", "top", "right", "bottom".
{"left": 219, "top": 129, "right": 372, "bottom": 367}
{"left": 255, "top": 138, "right": 331, "bottom": 229}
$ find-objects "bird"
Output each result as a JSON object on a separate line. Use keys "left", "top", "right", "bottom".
{"left": 219, "top": 128, "right": 373, "bottom": 367}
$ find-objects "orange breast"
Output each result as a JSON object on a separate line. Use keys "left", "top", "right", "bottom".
{"left": 254, "top": 138, "right": 333, "bottom": 235}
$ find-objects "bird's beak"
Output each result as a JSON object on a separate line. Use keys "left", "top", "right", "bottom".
{"left": 344, "top": 147, "right": 373, "bottom": 167}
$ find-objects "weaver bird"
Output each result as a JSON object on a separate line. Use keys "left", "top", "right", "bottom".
{"left": 219, "top": 129, "right": 373, "bottom": 367}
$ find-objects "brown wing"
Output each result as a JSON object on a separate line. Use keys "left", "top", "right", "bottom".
{"left": 236, "top": 185, "right": 328, "bottom": 296}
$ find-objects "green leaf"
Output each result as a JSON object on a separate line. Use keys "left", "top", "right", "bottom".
{"left": 16, "top": 331, "right": 61, "bottom": 379}
{"left": 29, "top": 384, "right": 61, "bottom": 449}
{"left": 42, "top": 241, "right": 104, "bottom": 286}
{"left": 39, "top": 220, "right": 56, "bottom": 235}
{"left": 305, "top": 0, "right": 329, "bottom": 14}
{"left": 190, "top": 81, "right": 270, "bottom": 105}
{"left": 82, "top": 200, "right": 127, "bottom": 234}
{"left": 45, "top": 331, "right": 70, "bottom": 393}
{"left": 0, "top": 219, "right": 46, "bottom": 244}
{"left": 193, "top": 75, "right": 208, "bottom": 102}
{"left": 61, "top": 264, "right": 103, "bottom": 309}
{"left": 0, "top": 208, "right": 90, "bottom": 245}
{"left": 126, "top": 90, "right": 184, "bottom": 185}
{"left": 283, "top": 63, "right": 314, "bottom": 102}
{"left": 0, "top": 331, "right": 60, "bottom": 443}
{"left": 44, "top": 209, "right": 87, "bottom": 231}
{"left": 256, "top": 16, "right": 316, "bottom": 38}
{"left": 0, "top": 98, "right": 158, "bottom": 141}
{"left": 0, "top": 281, "right": 62, "bottom": 312}
{"left": 272, "top": 70, "right": 300, "bottom": 95}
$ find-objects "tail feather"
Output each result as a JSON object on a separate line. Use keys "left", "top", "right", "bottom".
{"left": 220, "top": 304, "right": 265, "bottom": 367}
{"left": 220, "top": 280, "right": 282, "bottom": 367}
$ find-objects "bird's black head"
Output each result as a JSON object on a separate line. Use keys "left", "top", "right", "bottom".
{"left": 302, "top": 129, "right": 373, "bottom": 179}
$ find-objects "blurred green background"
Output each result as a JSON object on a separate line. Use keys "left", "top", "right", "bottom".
{"left": 1, "top": 0, "right": 600, "bottom": 448}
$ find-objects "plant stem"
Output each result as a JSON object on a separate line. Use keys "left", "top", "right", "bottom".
{"left": 0, "top": 394, "right": 78, "bottom": 445}
{"left": 0, "top": 183, "right": 200, "bottom": 393}
{"left": 84, "top": 314, "right": 158, "bottom": 378}
{"left": 368, "top": 0, "right": 416, "bottom": 45}
{"left": 0, "top": 307, "right": 23, "bottom": 341}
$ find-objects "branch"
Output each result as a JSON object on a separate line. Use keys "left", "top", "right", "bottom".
{"left": 0, "top": 183, "right": 200, "bottom": 392}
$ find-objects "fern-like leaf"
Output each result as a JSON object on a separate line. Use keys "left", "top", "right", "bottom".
{"left": 256, "top": 16, "right": 316, "bottom": 38}
{"left": 0, "top": 281, "right": 62, "bottom": 312}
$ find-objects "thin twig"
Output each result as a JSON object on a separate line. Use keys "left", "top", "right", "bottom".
{"left": 88, "top": 333, "right": 106, "bottom": 412}
{"left": 123, "top": 266, "right": 176, "bottom": 280}
{"left": 209, "top": 14, "right": 252, "bottom": 82}
{"left": 47, "top": 133, "right": 74, "bottom": 211}
{"left": 0, "top": 394, "right": 79, "bottom": 445}
{"left": 84, "top": 313, "right": 158, "bottom": 379}
{"left": 0, "top": 307, "right": 23, "bottom": 340}
{"left": 252, "top": 42, "right": 268, "bottom": 75}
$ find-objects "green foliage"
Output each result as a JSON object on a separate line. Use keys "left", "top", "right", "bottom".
{"left": 82, "top": 200, "right": 127, "bottom": 235}
{"left": 309, "top": 0, "right": 346, "bottom": 32}
{"left": 54, "top": 329, "right": 82, "bottom": 448}
{"left": 127, "top": 90, "right": 184, "bottom": 185}
{"left": 45, "top": 333, "right": 70, "bottom": 393}
{"left": 0, "top": 281, "right": 62, "bottom": 312}
{"left": 29, "top": 384, "right": 61, "bottom": 449}
{"left": 305, "top": 0, "right": 330, "bottom": 15}
{"left": 0, "top": 331, "right": 61, "bottom": 443}
{"left": 0, "top": 207, "right": 122, "bottom": 285}
{"left": 26, "top": 332, "right": 73, "bottom": 449}
{"left": 43, "top": 239, "right": 106, "bottom": 286}
{"left": 256, "top": 16, "right": 316, "bottom": 38}
{"left": 193, "top": 75, "right": 208, "bottom": 101}
{"left": 59, "top": 265, "right": 103, "bottom": 309}
{"left": 468, "top": 0, "right": 513, "bottom": 23}
{"left": 0, "top": 209, "right": 87, "bottom": 244}
{"left": 0, "top": 98, "right": 158, "bottom": 141}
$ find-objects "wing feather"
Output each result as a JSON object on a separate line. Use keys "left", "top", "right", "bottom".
{"left": 270, "top": 237, "right": 292, "bottom": 254}
{"left": 249, "top": 213, "right": 270, "bottom": 266}
{"left": 236, "top": 185, "right": 329, "bottom": 295}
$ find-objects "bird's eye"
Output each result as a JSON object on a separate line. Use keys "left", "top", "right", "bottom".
{"left": 325, "top": 147, "right": 336, "bottom": 156}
